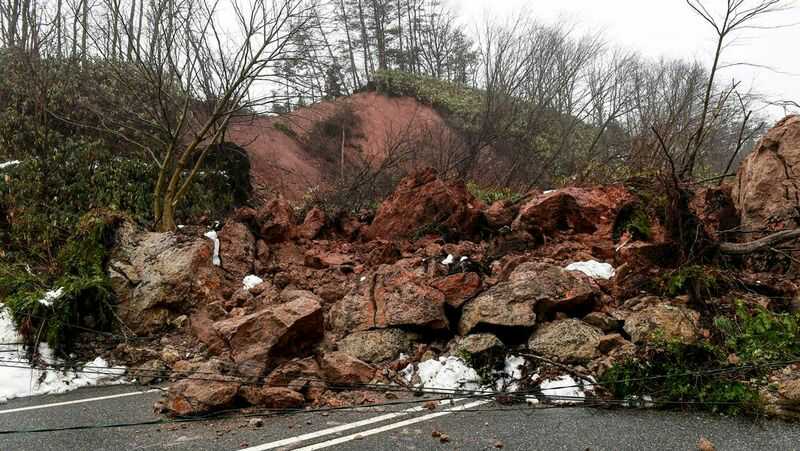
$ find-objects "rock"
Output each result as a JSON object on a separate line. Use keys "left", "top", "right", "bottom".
{"left": 338, "top": 329, "right": 420, "bottom": 364}
{"left": 366, "top": 168, "right": 484, "bottom": 241}
{"left": 304, "top": 250, "right": 352, "bottom": 269}
{"left": 698, "top": 437, "right": 716, "bottom": 451}
{"left": 256, "top": 198, "right": 295, "bottom": 243}
{"left": 239, "top": 386, "right": 305, "bottom": 409}
{"left": 597, "top": 333, "right": 630, "bottom": 354}
{"left": 582, "top": 312, "right": 620, "bottom": 332}
{"left": 430, "top": 272, "right": 482, "bottom": 308}
{"left": 689, "top": 187, "right": 738, "bottom": 242}
{"left": 110, "top": 225, "right": 223, "bottom": 334}
{"left": 131, "top": 359, "right": 168, "bottom": 385}
{"left": 218, "top": 221, "right": 256, "bottom": 281}
{"left": 166, "top": 379, "right": 240, "bottom": 416}
{"left": 212, "top": 295, "right": 324, "bottom": 376}
{"left": 760, "top": 364, "right": 800, "bottom": 420}
{"left": 295, "top": 207, "right": 326, "bottom": 240}
{"left": 254, "top": 240, "right": 272, "bottom": 273}
{"left": 318, "top": 352, "right": 376, "bottom": 385}
{"left": 249, "top": 418, "right": 264, "bottom": 428}
{"left": 329, "top": 269, "right": 448, "bottom": 334}
{"left": 528, "top": 319, "right": 603, "bottom": 363}
{"left": 484, "top": 200, "right": 517, "bottom": 229}
{"left": 622, "top": 299, "right": 701, "bottom": 344}
{"left": 512, "top": 185, "right": 633, "bottom": 243}
{"left": 265, "top": 358, "right": 322, "bottom": 393}
{"left": 459, "top": 262, "right": 598, "bottom": 335}
{"left": 455, "top": 333, "right": 504, "bottom": 361}
{"left": 733, "top": 115, "right": 800, "bottom": 235}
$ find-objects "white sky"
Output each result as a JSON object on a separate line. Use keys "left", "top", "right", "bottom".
{"left": 447, "top": 0, "right": 800, "bottom": 119}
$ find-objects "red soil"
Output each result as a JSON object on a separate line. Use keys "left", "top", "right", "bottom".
{"left": 228, "top": 92, "right": 451, "bottom": 202}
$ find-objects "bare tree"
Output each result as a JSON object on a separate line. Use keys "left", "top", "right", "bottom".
{"left": 60, "top": 0, "right": 313, "bottom": 230}
{"left": 681, "top": 0, "right": 787, "bottom": 180}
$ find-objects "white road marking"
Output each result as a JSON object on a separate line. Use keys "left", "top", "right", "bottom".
{"left": 240, "top": 398, "right": 473, "bottom": 451}
{"left": 0, "top": 389, "right": 161, "bottom": 414}
{"left": 294, "top": 399, "right": 491, "bottom": 450}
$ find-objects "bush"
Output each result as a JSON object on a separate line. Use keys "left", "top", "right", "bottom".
{"left": 466, "top": 181, "right": 522, "bottom": 204}
{"left": 602, "top": 301, "right": 800, "bottom": 416}
{"left": 1, "top": 211, "right": 121, "bottom": 352}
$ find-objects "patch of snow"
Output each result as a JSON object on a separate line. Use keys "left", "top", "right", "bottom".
{"left": 565, "top": 260, "right": 615, "bottom": 280}
{"left": 539, "top": 375, "right": 587, "bottom": 404}
{"left": 400, "top": 363, "right": 415, "bottom": 383}
{"left": 441, "top": 254, "right": 455, "bottom": 265}
{"left": 494, "top": 355, "right": 526, "bottom": 391}
{"left": 0, "top": 160, "right": 21, "bottom": 170}
{"left": 543, "top": 189, "right": 556, "bottom": 194}
{"left": 38, "top": 287, "right": 65, "bottom": 307}
{"left": 204, "top": 231, "right": 221, "bottom": 266}
{"left": 460, "top": 256, "right": 468, "bottom": 262}
{"left": 177, "top": 225, "right": 185, "bottom": 229}
{"left": 417, "top": 356, "right": 480, "bottom": 393}
{"left": 242, "top": 275, "right": 264, "bottom": 290}
{"left": 0, "top": 308, "right": 127, "bottom": 403}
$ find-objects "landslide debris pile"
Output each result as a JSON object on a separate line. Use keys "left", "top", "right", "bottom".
{"left": 106, "top": 117, "right": 800, "bottom": 420}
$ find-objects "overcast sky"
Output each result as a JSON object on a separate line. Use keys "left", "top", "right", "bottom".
{"left": 446, "top": 0, "right": 800, "bottom": 120}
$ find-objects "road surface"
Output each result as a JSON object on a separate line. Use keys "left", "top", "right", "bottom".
{"left": 0, "top": 385, "right": 798, "bottom": 450}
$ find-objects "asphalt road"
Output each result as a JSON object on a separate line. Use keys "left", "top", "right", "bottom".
{"left": 0, "top": 385, "right": 799, "bottom": 451}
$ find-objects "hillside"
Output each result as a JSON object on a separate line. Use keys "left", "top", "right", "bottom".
{"left": 229, "top": 91, "right": 459, "bottom": 202}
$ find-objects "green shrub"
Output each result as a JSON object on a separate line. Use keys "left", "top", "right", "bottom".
{"left": 466, "top": 181, "right": 522, "bottom": 205}
{"left": 2, "top": 210, "right": 121, "bottom": 352}
{"left": 602, "top": 302, "right": 800, "bottom": 416}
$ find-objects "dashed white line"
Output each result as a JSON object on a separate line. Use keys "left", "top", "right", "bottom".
{"left": 294, "top": 399, "right": 491, "bottom": 450}
{"left": 240, "top": 398, "right": 474, "bottom": 451}
{"left": 0, "top": 389, "right": 161, "bottom": 415}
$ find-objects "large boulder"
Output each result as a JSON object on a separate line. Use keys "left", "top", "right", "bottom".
{"left": 430, "top": 272, "right": 482, "bottom": 308}
{"left": 366, "top": 168, "right": 484, "bottom": 241}
{"left": 217, "top": 221, "right": 256, "bottom": 282}
{"left": 621, "top": 297, "right": 701, "bottom": 344}
{"left": 318, "top": 352, "right": 376, "bottom": 385}
{"left": 512, "top": 186, "right": 634, "bottom": 245}
{"left": 689, "top": 187, "right": 739, "bottom": 242}
{"left": 211, "top": 294, "right": 324, "bottom": 376}
{"left": 338, "top": 329, "right": 420, "bottom": 364}
{"left": 256, "top": 198, "right": 295, "bottom": 243}
{"left": 528, "top": 319, "right": 603, "bottom": 363}
{"left": 733, "top": 115, "right": 800, "bottom": 234}
{"left": 109, "top": 225, "right": 223, "bottom": 334}
{"left": 761, "top": 364, "right": 800, "bottom": 420}
{"left": 459, "top": 262, "right": 598, "bottom": 335}
{"left": 166, "top": 379, "right": 240, "bottom": 416}
{"left": 239, "top": 386, "right": 305, "bottom": 409}
{"left": 328, "top": 269, "right": 447, "bottom": 334}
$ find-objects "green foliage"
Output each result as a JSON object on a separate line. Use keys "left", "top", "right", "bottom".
{"left": 612, "top": 205, "right": 652, "bottom": 242}
{"left": 466, "top": 181, "right": 522, "bottom": 205}
{"left": 714, "top": 302, "right": 800, "bottom": 364}
{"left": 602, "top": 302, "right": 800, "bottom": 416}
{"left": 2, "top": 211, "right": 120, "bottom": 352}
{"left": 601, "top": 342, "right": 760, "bottom": 416}
{"left": 661, "top": 265, "right": 717, "bottom": 297}
{"left": 372, "top": 70, "right": 483, "bottom": 121}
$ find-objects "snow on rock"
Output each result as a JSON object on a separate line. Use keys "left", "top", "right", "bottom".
{"left": 441, "top": 254, "right": 455, "bottom": 265}
{"left": 204, "top": 231, "right": 221, "bottom": 266}
{"left": 565, "top": 260, "right": 615, "bottom": 280}
{"left": 0, "top": 308, "right": 127, "bottom": 403}
{"left": 38, "top": 287, "right": 65, "bottom": 307}
{"left": 417, "top": 356, "right": 481, "bottom": 392}
{"left": 242, "top": 275, "right": 264, "bottom": 290}
{"left": 0, "top": 160, "right": 21, "bottom": 170}
{"left": 538, "top": 375, "right": 589, "bottom": 404}
{"left": 494, "top": 355, "right": 526, "bottom": 391}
